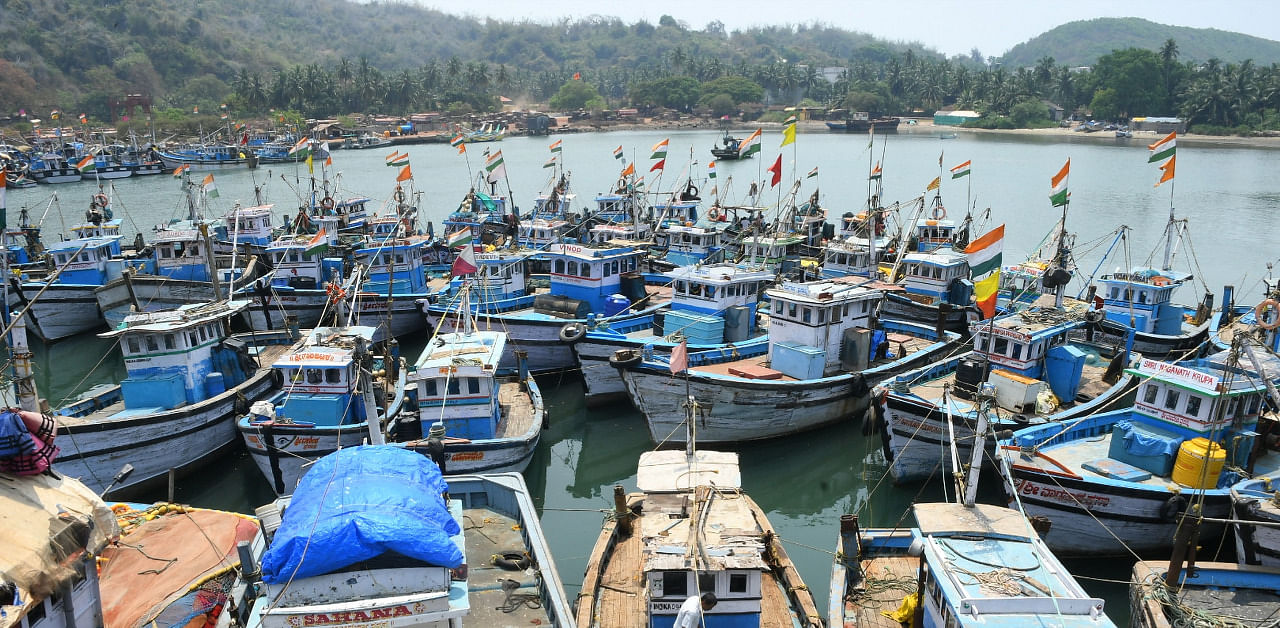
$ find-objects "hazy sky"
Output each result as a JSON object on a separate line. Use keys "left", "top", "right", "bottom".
{"left": 417, "top": 0, "right": 1280, "bottom": 58}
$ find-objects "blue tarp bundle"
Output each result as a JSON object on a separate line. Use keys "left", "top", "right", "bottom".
{"left": 1116, "top": 420, "right": 1181, "bottom": 458}
{"left": 260, "top": 446, "right": 462, "bottom": 584}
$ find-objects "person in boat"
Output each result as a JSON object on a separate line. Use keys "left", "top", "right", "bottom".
{"left": 675, "top": 592, "right": 717, "bottom": 628}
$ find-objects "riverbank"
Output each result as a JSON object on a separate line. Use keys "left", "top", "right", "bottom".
{"left": 562, "top": 116, "right": 1280, "bottom": 150}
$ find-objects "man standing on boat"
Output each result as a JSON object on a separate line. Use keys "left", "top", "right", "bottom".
{"left": 675, "top": 592, "right": 717, "bottom": 627}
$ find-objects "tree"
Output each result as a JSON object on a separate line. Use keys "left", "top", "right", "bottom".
{"left": 631, "top": 76, "right": 700, "bottom": 110}
{"left": 549, "top": 80, "right": 604, "bottom": 110}
{"left": 1089, "top": 48, "right": 1162, "bottom": 118}
{"left": 1089, "top": 88, "right": 1121, "bottom": 121}
{"left": 706, "top": 93, "right": 736, "bottom": 117}
{"left": 698, "top": 76, "right": 764, "bottom": 105}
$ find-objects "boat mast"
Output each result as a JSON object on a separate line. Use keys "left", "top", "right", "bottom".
{"left": 1161, "top": 175, "right": 1176, "bottom": 271}
{"left": 1, "top": 175, "right": 39, "bottom": 412}
{"left": 1053, "top": 199, "right": 1070, "bottom": 309}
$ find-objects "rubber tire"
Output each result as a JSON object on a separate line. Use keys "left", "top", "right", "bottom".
{"left": 559, "top": 322, "right": 586, "bottom": 344}
{"left": 492, "top": 550, "right": 531, "bottom": 570}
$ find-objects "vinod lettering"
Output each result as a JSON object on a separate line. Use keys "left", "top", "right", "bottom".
{"left": 303, "top": 605, "right": 411, "bottom": 626}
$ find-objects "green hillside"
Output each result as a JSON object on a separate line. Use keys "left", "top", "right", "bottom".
{"left": 0, "top": 0, "right": 941, "bottom": 117}
{"left": 1001, "top": 17, "right": 1280, "bottom": 67}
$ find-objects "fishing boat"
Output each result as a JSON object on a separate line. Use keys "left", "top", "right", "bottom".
{"left": 462, "top": 121, "right": 506, "bottom": 143}
{"left": 1230, "top": 475, "right": 1280, "bottom": 568}
{"left": 156, "top": 144, "right": 257, "bottom": 171}
{"left": 614, "top": 278, "right": 960, "bottom": 444}
{"left": 239, "top": 225, "right": 344, "bottom": 331}
{"left": 396, "top": 291, "right": 546, "bottom": 474}
{"left": 710, "top": 130, "right": 749, "bottom": 160}
{"left": 825, "top": 110, "right": 900, "bottom": 133}
{"left": 576, "top": 445, "right": 822, "bottom": 627}
{"left": 997, "top": 349, "right": 1280, "bottom": 555}
{"left": 27, "top": 154, "right": 83, "bottom": 184}
{"left": 1089, "top": 263, "right": 1214, "bottom": 360}
{"left": 237, "top": 326, "right": 408, "bottom": 496}
{"left": 443, "top": 181, "right": 519, "bottom": 247}
{"left": 575, "top": 262, "right": 774, "bottom": 406}
{"left": 1130, "top": 560, "right": 1280, "bottom": 628}
{"left": 833, "top": 503, "right": 1116, "bottom": 627}
{"left": 0, "top": 463, "right": 120, "bottom": 628}
{"left": 52, "top": 300, "right": 293, "bottom": 497}
{"left": 881, "top": 302, "right": 1136, "bottom": 484}
{"left": 518, "top": 170, "right": 578, "bottom": 253}
{"left": 240, "top": 446, "right": 573, "bottom": 628}
{"left": 346, "top": 133, "right": 393, "bottom": 149}
{"left": 345, "top": 236, "right": 439, "bottom": 340}
{"left": 423, "top": 240, "right": 667, "bottom": 373}
{"left": 98, "top": 502, "right": 259, "bottom": 628}
{"left": 11, "top": 234, "right": 122, "bottom": 341}
{"left": 878, "top": 197, "right": 979, "bottom": 333}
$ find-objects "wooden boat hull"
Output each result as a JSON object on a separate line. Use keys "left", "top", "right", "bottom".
{"left": 880, "top": 291, "right": 971, "bottom": 335}
{"left": 618, "top": 326, "right": 956, "bottom": 445}
{"left": 1232, "top": 479, "right": 1280, "bottom": 567}
{"left": 12, "top": 283, "right": 105, "bottom": 341}
{"left": 96, "top": 276, "right": 217, "bottom": 329}
{"left": 81, "top": 166, "right": 133, "bottom": 180}
{"left": 31, "top": 168, "right": 82, "bottom": 184}
{"left": 157, "top": 152, "right": 254, "bottom": 172}
{"left": 54, "top": 365, "right": 279, "bottom": 497}
{"left": 1084, "top": 316, "right": 1211, "bottom": 361}
{"left": 1130, "top": 561, "right": 1280, "bottom": 628}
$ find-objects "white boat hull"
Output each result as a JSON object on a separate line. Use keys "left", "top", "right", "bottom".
{"left": 13, "top": 283, "right": 105, "bottom": 341}
{"left": 55, "top": 371, "right": 277, "bottom": 496}
{"left": 425, "top": 310, "right": 578, "bottom": 372}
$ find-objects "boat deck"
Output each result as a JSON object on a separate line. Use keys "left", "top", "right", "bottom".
{"left": 690, "top": 333, "right": 937, "bottom": 380}
{"left": 1021, "top": 431, "right": 1280, "bottom": 489}
{"left": 60, "top": 343, "right": 293, "bottom": 426}
{"left": 839, "top": 555, "right": 919, "bottom": 628}
{"left": 907, "top": 359, "right": 1118, "bottom": 419}
{"left": 462, "top": 505, "right": 555, "bottom": 626}
{"left": 497, "top": 380, "right": 536, "bottom": 438}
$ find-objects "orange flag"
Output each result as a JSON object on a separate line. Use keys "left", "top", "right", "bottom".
{"left": 620, "top": 162, "right": 635, "bottom": 177}
{"left": 396, "top": 164, "right": 412, "bottom": 182}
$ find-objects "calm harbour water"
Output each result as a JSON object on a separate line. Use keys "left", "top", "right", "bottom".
{"left": 17, "top": 127, "right": 1280, "bottom": 624}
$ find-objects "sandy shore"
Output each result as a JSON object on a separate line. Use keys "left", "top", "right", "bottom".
{"left": 570, "top": 117, "right": 1280, "bottom": 150}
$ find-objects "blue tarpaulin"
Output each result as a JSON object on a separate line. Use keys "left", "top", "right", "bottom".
{"left": 260, "top": 446, "right": 462, "bottom": 583}
{"left": 1117, "top": 420, "right": 1181, "bottom": 458}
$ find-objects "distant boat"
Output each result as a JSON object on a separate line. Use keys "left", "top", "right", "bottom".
{"left": 825, "top": 110, "right": 900, "bottom": 133}
{"left": 346, "top": 133, "right": 393, "bottom": 149}
{"left": 938, "top": 132, "right": 958, "bottom": 139}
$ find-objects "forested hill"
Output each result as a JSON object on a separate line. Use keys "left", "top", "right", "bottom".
{"left": 0, "top": 0, "right": 937, "bottom": 113}
{"left": 1002, "top": 17, "right": 1280, "bottom": 67}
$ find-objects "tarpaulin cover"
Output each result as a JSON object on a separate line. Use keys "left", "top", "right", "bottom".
{"left": 1117, "top": 420, "right": 1181, "bottom": 458}
{"left": 260, "top": 446, "right": 462, "bottom": 584}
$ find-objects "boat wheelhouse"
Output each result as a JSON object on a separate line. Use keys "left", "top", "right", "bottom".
{"left": 738, "top": 234, "right": 805, "bottom": 274}
{"left": 238, "top": 326, "right": 408, "bottom": 495}
{"left": 443, "top": 188, "right": 516, "bottom": 245}
{"left": 222, "top": 203, "right": 276, "bottom": 246}
{"left": 424, "top": 242, "right": 664, "bottom": 373}
{"left": 575, "top": 262, "right": 773, "bottom": 405}
{"left": 820, "top": 238, "right": 879, "bottom": 280}
{"left": 576, "top": 449, "right": 822, "bottom": 628}
{"left": 615, "top": 279, "right": 959, "bottom": 444}
{"left": 882, "top": 303, "right": 1135, "bottom": 483}
{"left": 880, "top": 247, "right": 974, "bottom": 332}
{"left": 837, "top": 504, "right": 1116, "bottom": 628}
{"left": 53, "top": 300, "right": 292, "bottom": 496}
{"left": 310, "top": 195, "right": 372, "bottom": 232}
{"left": 588, "top": 189, "right": 649, "bottom": 226}
{"left": 913, "top": 217, "right": 957, "bottom": 253}
{"left": 655, "top": 223, "right": 724, "bottom": 268}
{"left": 1093, "top": 266, "right": 1212, "bottom": 358}
{"left": 999, "top": 353, "right": 1280, "bottom": 555}
{"left": 238, "top": 226, "right": 344, "bottom": 331}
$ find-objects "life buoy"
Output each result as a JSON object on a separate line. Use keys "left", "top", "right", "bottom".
{"left": 92, "top": 193, "right": 109, "bottom": 208}
{"left": 393, "top": 187, "right": 407, "bottom": 203}
{"left": 559, "top": 322, "right": 586, "bottom": 344}
{"left": 1152, "top": 275, "right": 1170, "bottom": 286}
{"left": 931, "top": 204, "right": 947, "bottom": 220}
{"left": 609, "top": 349, "right": 643, "bottom": 369}
{"left": 707, "top": 208, "right": 721, "bottom": 221}
{"left": 491, "top": 550, "right": 531, "bottom": 570}
{"left": 1257, "top": 299, "right": 1280, "bottom": 330}
{"left": 319, "top": 196, "right": 336, "bottom": 211}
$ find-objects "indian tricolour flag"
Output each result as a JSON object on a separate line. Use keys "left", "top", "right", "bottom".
{"left": 75, "top": 154, "right": 96, "bottom": 173}
{"left": 202, "top": 173, "right": 219, "bottom": 199}
{"left": 484, "top": 150, "right": 506, "bottom": 180}
{"left": 1049, "top": 158, "right": 1070, "bottom": 207}
{"left": 305, "top": 229, "right": 328, "bottom": 256}
{"left": 965, "top": 224, "right": 1005, "bottom": 318}
{"left": 613, "top": 145, "right": 623, "bottom": 160}
{"left": 708, "top": 161, "right": 716, "bottom": 179}
{"left": 385, "top": 151, "right": 409, "bottom": 167}
{"left": 549, "top": 139, "right": 563, "bottom": 153}
{"left": 950, "top": 160, "right": 971, "bottom": 179}
{"left": 447, "top": 229, "right": 473, "bottom": 248}
{"left": 1148, "top": 132, "right": 1176, "bottom": 187}
{"left": 739, "top": 128, "right": 762, "bottom": 158}
{"left": 288, "top": 136, "right": 310, "bottom": 156}
{"left": 650, "top": 138, "right": 668, "bottom": 160}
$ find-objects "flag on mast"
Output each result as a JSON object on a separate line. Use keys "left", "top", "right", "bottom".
{"left": 780, "top": 116, "right": 797, "bottom": 147}
{"left": 1148, "top": 132, "right": 1176, "bottom": 187}
{"left": 739, "top": 129, "right": 762, "bottom": 158}
{"left": 201, "top": 173, "right": 219, "bottom": 198}
{"left": 965, "top": 224, "right": 1005, "bottom": 318}
{"left": 650, "top": 138, "right": 668, "bottom": 160}
{"left": 1049, "top": 159, "right": 1070, "bottom": 206}
{"left": 950, "top": 160, "right": 971, "bottom": 179}
{"left": 669, "top": 339, "right": 688, "bottom": 374}
{"left": 767, "top": 155, "right": 783, "bottom": 187}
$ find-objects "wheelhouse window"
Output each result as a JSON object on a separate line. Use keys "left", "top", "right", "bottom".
{"left": 325, "top": 369, "right": 342, "bottom": 384}
{"left": 1164, "top": 389, "right": 1180, "bottom": 410}
{"left": 663, "top": 571, "right": 688, "bottom": 597}
{"left": 467, "top": 378, "right": 480, "bottom": 394}
{"left": 1185, "top": 395, "right": 1202, "bottom": 418}
{"left": 1143, "top": 384, "right": 1159, "bottom": 404}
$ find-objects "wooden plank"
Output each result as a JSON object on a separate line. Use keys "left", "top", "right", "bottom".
{"left": 841, "top": 556, "right": 919, "bottom": 628}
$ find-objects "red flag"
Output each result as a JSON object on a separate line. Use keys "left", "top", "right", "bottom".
{"left": 241, "top": 130, "right": 249, "bottom": 145}
{"left": 767, "top": 155, "right": 782, "bottom": 187}
{"left": 573, "top": 72, "right": 581, "bottom": 80}
{"left": 649, "top": 159, "right": 665, "bottom": 173}
{"left": 396, "top": 164, "right": 412, "bottom": 182}
{"left": 451, "top": 244, "right": 477, "bottom": 276}
{"left": 669, "top": 339, "right": 688, "bottom": 374}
